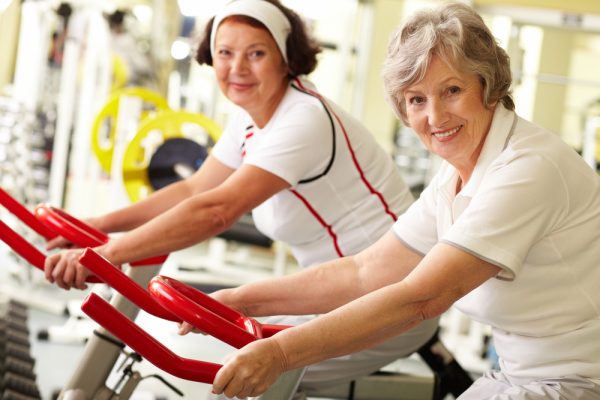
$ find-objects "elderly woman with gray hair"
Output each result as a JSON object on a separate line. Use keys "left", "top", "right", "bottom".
{"left": 207, "top": 3, "right": 600, "bottom": 399}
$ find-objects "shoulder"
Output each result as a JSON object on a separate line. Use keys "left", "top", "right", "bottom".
{"left": 272, "top": 83, "right": 332, "bottom": 132}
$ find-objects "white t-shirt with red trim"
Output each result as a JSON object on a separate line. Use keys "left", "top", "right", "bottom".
{"left": 393, "top": 105, "right": 600, "bottom": 379}
{"left": 212, "top": 78, "right": 413, "bottom": 267}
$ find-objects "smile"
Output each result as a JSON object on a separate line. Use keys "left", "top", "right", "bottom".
{"left": 432, "top": 126, "right": 461, "bottom": 138}
{"left": 230, "top": 82, "right": 253, "bottom": 90}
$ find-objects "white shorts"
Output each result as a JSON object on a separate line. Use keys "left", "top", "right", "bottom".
{"left": 459, "top": 370, "right": 600, "bottom": 400}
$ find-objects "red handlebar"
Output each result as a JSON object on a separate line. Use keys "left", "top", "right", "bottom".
{"left": 35, "top": 205, "right": 168, "bottom": 267}
{"left": 149, "top": 276, "right": 259, "bottom": 349}
{"left": 79, "top": 248, "right": 177, "bottom": 321}
{"left": 77, "top": 248, "right": 291, "bottom": 384}
{"left": 35, "top": 205, "right": 108, "bottom": 247}
{"left": 0, "top": 188, "right": 57, "bottom": 240}
{"left": 0, "top": 220, "right": 103, "bottom": 283}
{"left": 81, "top": 293, "right": 221, "bottom": 383}
{"left": 0, "top": 220, "right": 48, "bottom": 270}
{"left": 79, "top": 248, "right": 289, "bottom": 348}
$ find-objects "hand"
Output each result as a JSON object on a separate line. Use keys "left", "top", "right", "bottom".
{"left": 212, "top": 338, "right": 288, "bottom": 398}
{"left": 45, "top": 217, "right": 105, "bottom": 251}
{"left": 45, "top": 235, "right": 76, "bottom": 251}
{"left": 177, "top": 322, "right": 204, "bottom": 335}
{"left": 177, "top": 289, "right": 239, "bottom": 336}
{"left": 44, "top": 248, "right": 92, "bottom": 290}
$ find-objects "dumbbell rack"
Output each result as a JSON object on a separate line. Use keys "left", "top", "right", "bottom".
{"left": 0, "top": 97, "right": 53, "bottom": 208}
{"left": 0, "top": 298, "right": 42, "bottom": 400}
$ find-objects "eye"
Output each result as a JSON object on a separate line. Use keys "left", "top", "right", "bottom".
{"left": 409, "top": 96, "right": 425, "bottom": 105}
{"left": 447, "top": 85, "right": 461, "bottom": 95}
{"left": 248, "top": 50, "right": 265, "bottom": 60}
{"left": 216, "top": 48, "right": 231, "bottom": 57}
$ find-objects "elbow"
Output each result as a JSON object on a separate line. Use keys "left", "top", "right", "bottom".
{"left": 416, "top": 295, "right": 454, "bottom": 322}
{"left": 209, "top": 207, "right": 238, "bottom": 234}
{"left": 185, "top": 196, "right": 240, "bottom": 235}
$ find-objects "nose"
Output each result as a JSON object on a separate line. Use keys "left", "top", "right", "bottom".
{"left": 427, "top": 99, "right": 449, "bottom": 127}
{"left": 230, "top": 54, "right": 248, "bottom": 74}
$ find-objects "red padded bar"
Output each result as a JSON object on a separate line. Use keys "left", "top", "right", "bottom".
{"left": 81, "top": 293, "right": 221, "bottom": 383}
{"left": 0, "top": 220, "right": 102, "bottom": 283}
{"left": 0, "top": 188, "right": 57, "bottom": 240}
{"left": 261, "top": 324, "right": 289, "bottom": 338}
{"left": 0, "top": 220, "right": 47, "bottom": 270}
{"left": 156, "top": 276, "right": 246, "bottom": 324}
{"left": 149, "top": 276, "right": 257, "bottom": 349}
{"left": 149, "top": 276, "right": 290, "bottom": 339}
{"left": 36, "top": 205, "right": 168, "bottom": 267}
{"left": 35, "top": 205, "right": 107, "bottom": 247}
{"left": 79, "top": 248, "right": 177, "bottom": 321}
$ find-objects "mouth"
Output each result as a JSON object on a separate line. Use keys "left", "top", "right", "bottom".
{"left": 432, "top": 125, "right": 462, "bottom": 139}
{"left": 230, "top": 82, "right": 253, "bottom": 90}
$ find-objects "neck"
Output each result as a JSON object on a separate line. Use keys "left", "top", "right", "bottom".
{"left": 249, "top": 78, "right": 290, "bottom": 128}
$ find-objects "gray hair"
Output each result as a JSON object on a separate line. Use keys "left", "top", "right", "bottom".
{"left": 382, "top": 2, "right": 514, "bottom": 125}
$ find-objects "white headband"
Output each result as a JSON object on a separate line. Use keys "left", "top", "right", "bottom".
{"left": 210, "top": 0, "right": 292, "bottom": 63}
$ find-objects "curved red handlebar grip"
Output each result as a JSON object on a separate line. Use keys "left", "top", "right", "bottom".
{"left": 34, "top": 205, "right": 108, "bottom": 247}
{"left": 0, "top": 220, "right": 102, "bottom": 283}
{"left": 149, "top": 276, "right": 257, "bottom": 349}
{"left": 0, "top": 220, "right": 47, "bottom": 270}
{"left": 78, "top": 248, "right": 177, "bottom": 321}
{"left": 81, "top": 293, "right": 221, "bottom": 383}
{"left": 149, "top": 276, "right": 289, "bottom": 349}
{"left": 35, "top": 205, "right": 168, "bottom": 267}
{"left": 0, "top": 188, "right": 57, "bottom": 240}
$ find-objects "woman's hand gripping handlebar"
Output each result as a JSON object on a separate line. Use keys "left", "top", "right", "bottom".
{"left": 0, "top": 219, "right": 103, "bottom": 284}
{"left": 0, "top": 189, "right": 165, "bottom": 286}
{"left": 33, "top": 204, "right": 166, "bottom": 289}
{"left": 34, "top": 205, "right": 167, "bottom": 267}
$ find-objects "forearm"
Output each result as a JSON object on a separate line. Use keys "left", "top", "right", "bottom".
{"left": 225, "top": 231, "right": 424, "bottom": 317}
{"left": 272, "top": 243, "right": 502, "bottom": 370}
{"left": 96, "top": 180, "right": 192, "bottom": 233}
{"left": 97, "top": 165, "right": 288, "bottom": 265}
{"left": 99, "top": 194, "right": 233, "bottom": 265}
{"left": 274, "top": 281, "right": 428, "bottom": 369}
{"left": 222, "top": 256, "right": 365, "bottom": 317}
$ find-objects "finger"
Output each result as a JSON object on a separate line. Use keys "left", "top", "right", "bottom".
{"left": 46, "top": 236, "right": 71, "bottom": 250}
{"left": 45, "top": 237, "right": 60, "bottom": 251}
{"left": 75, "top": 266, "right": 89, "bottom": 290}
{"left": 61, "top": 257, "right": 76, "bottom": 289}
{"left": 45, "top": 238, "right": 57, "bottom": 251}
{"left": 177, "top": 323, "right": 191, "bottom": 335}
{"left": 212, "top": 363, "right": 235, "bottom": 395}
{"left": 44, "top": 254, "right": 58, "bottom": 282}
{"left": 51, "top": 258, "right": 68, "bottom": 290}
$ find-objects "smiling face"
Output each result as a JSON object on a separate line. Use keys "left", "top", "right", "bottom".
{"left": 403, "top": 55, "right": 495, "bottom": 179}
{"left": 213, "top": 18, "right": 289, "bottom": 127}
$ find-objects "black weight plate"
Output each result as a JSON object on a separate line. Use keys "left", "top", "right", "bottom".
{"left": 147, "top": 138, "right": 208, "bottom": 190}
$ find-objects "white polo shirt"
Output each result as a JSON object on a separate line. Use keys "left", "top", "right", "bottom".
{"left": 213, "top": 78, "right": 413, "bottom": 267}
{"left": 393, "top": 104, "right": 600, "bottom": 379}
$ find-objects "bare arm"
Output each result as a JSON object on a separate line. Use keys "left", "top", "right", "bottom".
{"left": 45, "top": 156, "right": 233, "bottom": 251}
{"left": 94, "top": 155, "right": 234, "bottom": 233}
{"left": 45, "top": 163, "right": 290, "bottom": 289}
{"left": 212, "top": 242, "right": 501, "bottom": 398}
{"left": 215, "top": 231, "right": 423, "bottom": 316}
